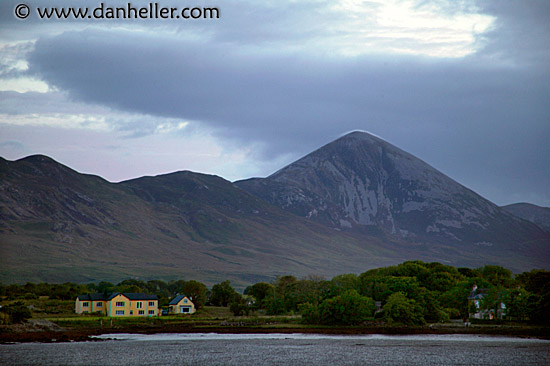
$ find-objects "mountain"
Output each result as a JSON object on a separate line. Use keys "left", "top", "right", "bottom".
{"left": 1, "top": 132, "right": 549, "bottom": 285}
{"left": 0, "top": 154, "right": 397, "bottom": 285}
{"left": 236, "top": 131, "right": 549, "bottom": 256}
{"left": 502, "top": 203, "right": 550, "bottom": 232}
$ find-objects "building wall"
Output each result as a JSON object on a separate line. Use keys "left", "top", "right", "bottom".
{"left": 91, "top": 300, "right": 106, "bottom": 314}
{"left": 76, "top": 299, "right": 107, "bottom": 314}
{"left": 75, "top": 298, "right": 84, "bottom": 314}
{"left": 108, "top": 294, "right": 131, "bottom": 317}
{"left": 170, "top": 297, "right": 196, "bottom": 314}
{"left": 77, "top": 294, "right": 158, "bottom": 317}
{"left": 129, "top": 299, "right": 158, "bottom": 316}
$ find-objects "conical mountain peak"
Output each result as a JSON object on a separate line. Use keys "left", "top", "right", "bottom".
{"left": 237, "top": 133, "right": 546, "bottom": 248}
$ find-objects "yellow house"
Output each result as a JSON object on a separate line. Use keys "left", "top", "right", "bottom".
{"left": 169, "top": 295, "right": 196, "bottom": 314}
{"left": 75, "top": 293, "right": 108, "bottom": 314}
{"left": 106, "top": 293, "right": 158, "bottom": 317}
{"left": 75, "top": 292, "right": 158, "bottom": 317}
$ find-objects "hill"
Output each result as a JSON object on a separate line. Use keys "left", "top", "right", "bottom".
{"left": 1, "top": 132, "right": 549, "bottom": 285}
{"left": 502, "top": 203, "right": 550, "bottom": 232}
{"left": 0, "top": 155, "right": 395, "bottom": 285}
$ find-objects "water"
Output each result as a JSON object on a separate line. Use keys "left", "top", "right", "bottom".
{"left": 1, "top": 333, "right": 549, "bottom": 365}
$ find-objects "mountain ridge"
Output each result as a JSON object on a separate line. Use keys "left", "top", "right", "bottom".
{"left": 502, "top": 203, "right": 550, "bottom": 232}
{"left": 1, "top": 132, "right": 549, "bottom": 285}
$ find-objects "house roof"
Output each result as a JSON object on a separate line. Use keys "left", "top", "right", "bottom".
{"left": 169, "top": 294, "right": 190, "bottom": 305}
{"left": 468, "top": 288, "right": 489, "bottom": 300}
{"left": 107, "top": 292, "right": 158, "bottom": 301}
{"left": 76, "top": 293, "right": 108, "bottom": 301}
{"left": 78, "top": 292, "right": 158, "bottom": 301}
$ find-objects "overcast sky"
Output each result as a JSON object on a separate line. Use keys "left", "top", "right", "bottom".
{"left": 0, "top": 0, "right": 548, "bottom": 207}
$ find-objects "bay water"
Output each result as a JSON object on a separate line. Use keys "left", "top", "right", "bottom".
{"left": 1, "top": 333, "right": 549, "bottom": 365}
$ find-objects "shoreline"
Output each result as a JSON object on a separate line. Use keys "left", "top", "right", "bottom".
{"left": 2, "top": 322, "right": 549, "bottom": 343}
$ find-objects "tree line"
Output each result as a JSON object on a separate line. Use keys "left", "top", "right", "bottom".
{"left": 1, "top": 261, "right": 549, "bottom": 326}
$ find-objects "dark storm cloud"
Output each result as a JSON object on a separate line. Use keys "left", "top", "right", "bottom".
{"left": 476, "top": 0, "right": 550, "bottom": 67}
{"left": 19, "top": 0, "right": 550, "bottom": 206}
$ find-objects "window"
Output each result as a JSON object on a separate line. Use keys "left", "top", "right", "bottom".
{"left": 136, "top": 302, "right": 143, "bottom": 309}
{"left": 184, "top": 298, "right": 188, "bottom": 303}
{"left": 130, "top": 310, "right": 133, "bottom": 315}
{"left": 116, "top": 301, "right": 125, "bottom": 307}
{"left": 96, "top": 302, "right": 103, "bottom": 307}
{"left": 82, "top": 302, "right": 89, "bottom": 307}
{"left": 139, "top": 310, "right": 145, "bottom": 315}
{"left": 148, "top": 301, "right": 155, "bottom": 307}
{"left": 180, "top": 306, "right": 190, "bottom": 313}
{"left": 148, "top": 310, "right": 155, "bottom": 315}
{"left": 116, "top": 310, "right": 124, "bottom": 315}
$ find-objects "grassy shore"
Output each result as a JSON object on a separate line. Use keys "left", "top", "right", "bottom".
{"left": 1, "top": 306, "right": 549, "bottom": 343}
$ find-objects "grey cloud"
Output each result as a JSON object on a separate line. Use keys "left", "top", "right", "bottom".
{"left": 0, "top": 90, "right": 105, "bottom": 115}
{"left": 7, "top": 0, "right": 549, "bottom": 207}
{"left": 476, "top": 0, "right": 550, "bottom": 67}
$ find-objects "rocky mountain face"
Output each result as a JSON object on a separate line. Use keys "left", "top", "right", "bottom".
{"left": 502, "top": 203, "right": 550, "bottom": 232}
{"left": 236, "top": 132, "right": 549, "bottom": 249}
{"left": 1, "top": 132, "right": 549, "bottom": 285}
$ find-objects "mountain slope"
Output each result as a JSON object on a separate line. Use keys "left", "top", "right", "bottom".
{"left": 0, "top": 155, "right": 399, "bottom": 285}
{"left": 1, "top": 133, "right": 549, "bottom": 285}
{"left": 236, "top": 131, "right": 549, "bottom": 252}
{"left": 502, "top": 203, "right": 550, "bottom": 232}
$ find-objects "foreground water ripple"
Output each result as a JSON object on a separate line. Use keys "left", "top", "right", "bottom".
{"left": 2, "top": 333, "right": 549, "bottom": 365}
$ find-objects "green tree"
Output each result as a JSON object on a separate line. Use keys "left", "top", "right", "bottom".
{"left": 248, "top": 282, "right": 273, "bottom": 309}
{"left": 1, "top": 301, "right": 32, "bottom": 324}
{"left": 210, "top": 280, "right": 237, "bottom": 307}
{"left": 457, "top": 267, "right": 476, "bottom": 278}
{"left": 515, "top": 270, "right": 550, "bottom": 324}
{"left": 318, "top": 290, "right": 375, "bottom": 325}
{"left": 261, "top": 275, "right": 301, "bottom": 314}
{"left": 383, "top": 292, "right": 425, "bottom": 325}
{"left": 298, "top": 302, "right": 320, "bottom": 324}
{"left": 146, "top": 280, "right": 169, "bottom": 298}
{"left": 480, "top": 265, "right": 512, "bottom": 287}
{"left": 328, "top": 274, "right": 360, "bottom": 297}
{"left": 426, "top": 271, "right": 457, "bottom": 293}
{"left": 503, "top": 287, "right": 530, "bottom": 321}
{"left": 96, "top": 281, "right": 115, "bottom": 295}
{"left": 393, "top": 261, "right": 430, "bottom": 285}
{"left": 274, "top": 275, "right": 300, "bottom": 312}
{"left": 183, "top": 280, "right": 208, "bottom": 310}
{"left": 168, "top": 280, "right": 187, "bottom": 297}
{"left": 263, "top": 292, "right": 286, "bottom": 315}
{"left": 116, "top": 279, "right": 146, "bottom": 293}
{"left": 291, "top": 277, "right": 326, "bottom": 309}
{"left": 229, "top": 293, "right": 251, "bottom": 316}
{"left": 358, "top": 275, "right": 391, "bottom": 301}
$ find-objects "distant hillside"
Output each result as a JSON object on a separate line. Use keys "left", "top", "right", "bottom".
{"left": 1, "top": 133, "right": 549, "bottom": 285}
{"left": 502, "top": 203, "right": 550, "bottom": 232}
{"left": 0, "top": 155, "right": 397, "bottom": 285}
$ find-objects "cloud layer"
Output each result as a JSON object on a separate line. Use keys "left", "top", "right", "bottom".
{"left": 1, "top": 0, "right": 549, "bottom": 206}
